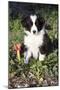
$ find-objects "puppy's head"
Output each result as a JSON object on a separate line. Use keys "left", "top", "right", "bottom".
{"left": 21, "top": 15, "right": 45, "bottom": 35}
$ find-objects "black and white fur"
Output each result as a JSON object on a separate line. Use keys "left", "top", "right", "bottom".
{"left": 21, "top": 14, "right": 52, "bottom": 64}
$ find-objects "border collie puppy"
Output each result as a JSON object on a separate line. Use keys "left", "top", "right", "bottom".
{"left": 21, "top": 14, "right": 52, "bottom": 64}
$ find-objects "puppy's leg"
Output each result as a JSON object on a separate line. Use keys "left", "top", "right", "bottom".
{"left": 24, "top": 50, "right": 31, "bottom": 64}
{"left": 39, "top": 44, "right": 46, "bottom": 61}
{"left": 39, "top": 52, "right": 45, "bottom": 61}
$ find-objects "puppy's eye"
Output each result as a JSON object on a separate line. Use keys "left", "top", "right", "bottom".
{"left": 26, "top": 18, "right": 33, "bottom": 27}
{"left": 21, "top": 16, "right": 33, "bottom": 31}
{"left": 35, "top": 17, "right": 45, "bottom": 30}
{"left": 25, "top": 19, "right": 33, "bottom": 31}
{"left": 35, "top": 19, "right": 39, "bottom": 26}
{"left": 35, "top": 18, "right": 44, "bottom": 26}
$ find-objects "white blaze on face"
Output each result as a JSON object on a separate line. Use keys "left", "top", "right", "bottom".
{"left": 30, "top": 15, "right": 37, "bottom": 23}
{"left": 30, "top": 15, "right": 37, "bottom": 34}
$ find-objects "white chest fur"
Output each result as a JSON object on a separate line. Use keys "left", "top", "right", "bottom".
{"left": 24, "top": 29, "right": 45, "bottom": 59}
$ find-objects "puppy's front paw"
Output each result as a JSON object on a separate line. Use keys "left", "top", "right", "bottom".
{"left": 39, "top": 54, "right": 45, "bottom": 61}
{"left": 24, "top": 58, "right": 29, "bottom": 64}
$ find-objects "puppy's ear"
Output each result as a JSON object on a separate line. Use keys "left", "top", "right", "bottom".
{"left": 45, "top": 23, "right": 52, "bottom": 30}
{"left": 21, "top": 15, "right": 29, "bottom": 27}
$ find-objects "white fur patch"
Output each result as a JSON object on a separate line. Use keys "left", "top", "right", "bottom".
{"left": 30, "top": 15, "right": 37, "bottom": 23}
{"left": 39, "top": 53, "right": 45, "bottom": 61}
{"left": 24, "top": 29, "right": 45, "bottom": 60}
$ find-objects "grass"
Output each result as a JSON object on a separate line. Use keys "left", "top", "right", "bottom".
{"left": 8, "top": 3, "right": 58, "bottom": 88}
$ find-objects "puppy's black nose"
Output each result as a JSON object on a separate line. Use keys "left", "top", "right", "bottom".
{"left": 33, "top": 30, "right": 36, "bottom": 34}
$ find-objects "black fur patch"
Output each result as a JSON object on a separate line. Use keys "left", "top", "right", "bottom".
{"left": 21, "top": 16, "right": 33, "bottom": 31}
{"left": 35, "top": 16, "right": 45, "bottom": 31}
{"left": 20, "top": 43, "right": 28, "bottom": 57}
{"left": 39, "top": 33, "right": 52, "bottom": 55}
